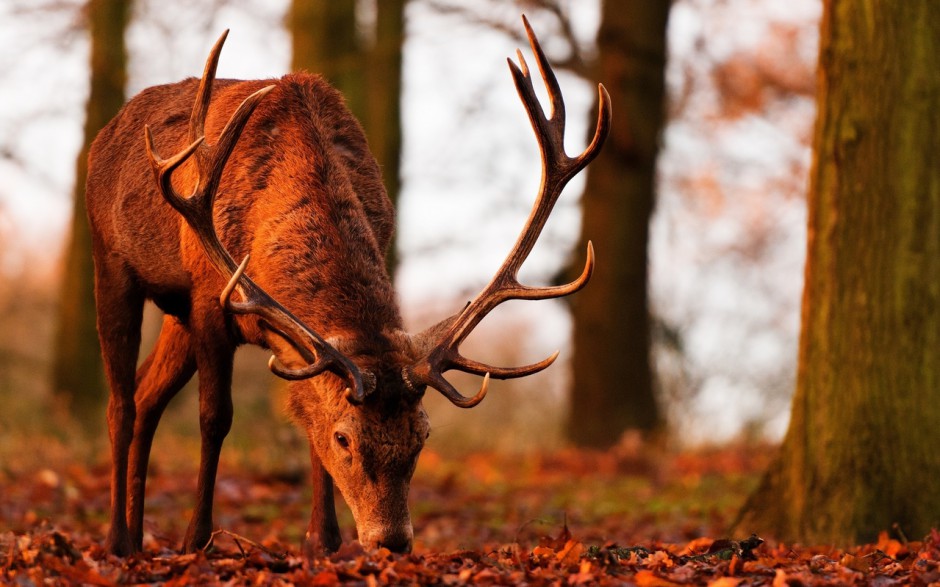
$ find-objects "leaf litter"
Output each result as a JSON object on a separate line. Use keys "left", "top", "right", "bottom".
{"left": 1, "top": 446, "right": 938, "bottom": 585}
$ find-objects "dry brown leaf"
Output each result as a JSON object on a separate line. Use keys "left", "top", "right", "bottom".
{"left": 634, "top": 569, "right": 684, "bottom": 587}
{"left": 556, "top": 539, "right": 584, "bottom": 566}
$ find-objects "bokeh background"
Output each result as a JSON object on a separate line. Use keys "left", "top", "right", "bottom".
{"left": 0, "top": 0, "right": 819, "bottom": 471}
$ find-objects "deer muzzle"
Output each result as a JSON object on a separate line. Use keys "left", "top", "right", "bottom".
{"left": 358, "top": 520, "right": 414, "bottom": 553}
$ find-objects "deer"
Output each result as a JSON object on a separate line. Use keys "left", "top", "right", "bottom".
{"left": 86, "top": 16, "right": 610, "bottom": 557}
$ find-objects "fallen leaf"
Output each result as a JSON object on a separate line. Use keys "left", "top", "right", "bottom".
{"left": 634, "top": 569, "right": 684, "bottom": 587}
{"left": 556, "top": 539, "right": 584, "bottom": 566}
{"left": 841, "top": 553, "right": 872, "bottom": 573}
{"left": 531, "top": 546, "right": 555, "bottom": 559}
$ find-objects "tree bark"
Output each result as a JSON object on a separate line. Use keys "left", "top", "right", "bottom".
{"left": 736, "top": 0, "right": 940, "bottom": 544}
{"left": 52, "top": 0, "right": 129, "bottom": 429}
{"left": 289, "top": 0, "right": 364, "bottom": 118}
{"left": 567, "top": 0, "right": 669, "bottom": 447}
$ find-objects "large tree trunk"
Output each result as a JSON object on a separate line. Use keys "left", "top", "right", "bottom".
{"left": 567, "top": 0, "right": 669, "bottom": 447}
{"left": 52, "top": 0, "right": 129, "bottom": 429}
{"left": 289, "top": 0, "right": 364, "bottom": 117}
{"left": 736, "top": 0, "right": 940, "bottom": 544}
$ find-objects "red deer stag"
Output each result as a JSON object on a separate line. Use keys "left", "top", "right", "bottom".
{"left": 87, "top": 17, "right": 610, "bottom": 556}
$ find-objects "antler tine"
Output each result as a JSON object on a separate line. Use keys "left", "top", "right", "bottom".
{"left": 404, "top": 18, "right": 610, "bottom": 408}
{"left": 522, "top": 16, "right": 564, "bottom": 122}
{"left": 147, "top": 33, "right": 367, "bottom": 404}
{"left": 587, "top": 84, "right": 613, "bottom": 165}
{"left": 143, "top": 129, "right": 204, "bottom": 209}
{"left": 453, "top": 350, "right": 560, "bottom": 379}
{"left": 199, "top": 85, "right": 274, "bottom": 213}
{"left": 432, "top": 371, "right": 491, "bottom": 409}
{"left": 513, "top": 15, "right": 566, "bottom": 155}
{"left": 511, "top": 16, "right": 612, "bottom": 178}
{"left": 190, "top": 30, "right": 228, "bottom": 145}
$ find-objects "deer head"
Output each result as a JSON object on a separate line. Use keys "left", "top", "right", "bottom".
{"left": 132, "top": 17, "right": 609, "bottom": 554}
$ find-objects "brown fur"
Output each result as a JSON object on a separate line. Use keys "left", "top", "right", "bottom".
{"left": 88, "top": 72, "right": 425, "bottom": 556}
{"left": 87, "top": 20, "right": 607, "bottom": 559}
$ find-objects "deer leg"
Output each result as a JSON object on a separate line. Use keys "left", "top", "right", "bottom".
{"left": 127, "top": 315, "right": 196, "bottom": 550}
{"left": 303, "top": 446, "right": 342, "bottom": 556}
{"left": 181, "top": 307, "right": 235, "bottom": 553}
{"left": 95, "top": 262, "right": 145, "bottom": 557}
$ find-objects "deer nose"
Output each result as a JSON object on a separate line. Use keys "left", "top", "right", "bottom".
{"left": 359, "top": 524, "right": 414, "bottom": 554}
{"left": 377, "top": 533, "right": 413, "bottom": 554}
{"left": 357, "top": 511, "right": 415, "bottom": 553}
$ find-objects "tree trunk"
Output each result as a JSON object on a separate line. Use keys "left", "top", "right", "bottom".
{"left": 289, "top": 0, "right": 364, "bottom": 119}
{"left": 52, "top": 0, "right": 129, "bottom": 429}
{"left": 567, "top": 0, "right": 669, "bottom": 447}
{"left": 736, "top": 0, "right": 940, "bottom": 544}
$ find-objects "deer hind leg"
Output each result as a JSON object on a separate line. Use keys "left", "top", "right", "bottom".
{"left": 94, "top": 260, "right": 145, "bottom": 557}
{"left": 181, "top": 301, "right": 235, "bottom": 553}
{"left": 127, "top": 314, "right": 196, "bottom": 550}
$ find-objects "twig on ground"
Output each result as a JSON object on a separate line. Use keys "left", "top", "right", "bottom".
{"left": 208, "top": 529, "right": 286, "bottom": 561}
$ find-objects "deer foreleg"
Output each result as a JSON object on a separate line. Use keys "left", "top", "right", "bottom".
{"left": 304, "top": 448, "right": 342, "bottom": 556}
{"left": 182, "top": 314, "right": 235, "bottom": 553}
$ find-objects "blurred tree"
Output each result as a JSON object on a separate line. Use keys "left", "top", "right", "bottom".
{"left": 52, "top": 0, "right": 130, "bottom": 431}
{"left": 567, "top": 0, "right": 669, "bottom": 447}
{"left": 289, "top": 1, "right": 364, "bottom": 115}
{"left": 736, "top": 0, "right": 940, "bottom": 544}
{"left": 288, "top": 0, "right": 405, "bottom": 273}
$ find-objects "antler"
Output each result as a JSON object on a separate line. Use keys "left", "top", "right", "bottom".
{"left": 405, "top": 16, "right": 612, "bottom": 408}
{"left": 143, "top": 30, "right": 367, "bottom": 404}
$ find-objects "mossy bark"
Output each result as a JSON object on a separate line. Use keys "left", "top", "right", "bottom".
{"left": 567, "top": 0, "right": 669, "bottom": 447}
{"left": 737, "top": 0, "right": 940, "bottom": 544}
{"left": 53, "top": 0, "right": 129, "bottom": 430}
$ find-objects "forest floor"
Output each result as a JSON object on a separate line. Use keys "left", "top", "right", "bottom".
{"left": 1, "top": 444, "right": 937, "bottom": 585}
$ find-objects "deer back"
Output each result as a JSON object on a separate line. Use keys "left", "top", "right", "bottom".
{"left": 87, "top": 73, "right": 400, "bottom": 343}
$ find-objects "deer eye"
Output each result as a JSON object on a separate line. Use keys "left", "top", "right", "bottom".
{"left": 334, "top": 432, "right": 350, "bottom": 450}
